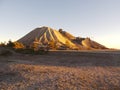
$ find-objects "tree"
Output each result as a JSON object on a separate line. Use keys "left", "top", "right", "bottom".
{"left": 6, "top": 40, "right": 15, "bottom": 48}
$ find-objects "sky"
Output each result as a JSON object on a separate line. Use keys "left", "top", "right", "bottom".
{"left": 0, "top": 0, "right": 120, "bottom": 49}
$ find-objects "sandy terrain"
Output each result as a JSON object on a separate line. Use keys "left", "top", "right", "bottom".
{"left": 0, "top": 51, "right": 120, "bottom": 90}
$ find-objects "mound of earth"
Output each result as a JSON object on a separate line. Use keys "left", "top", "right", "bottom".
{"left": 18, "top": 26, "right": 107, "bottom": 50}
{"left": 18, "top": 27, "right": 76, "bottom": 49}
{"left": 81, "top": 38, "right": 107, "bottom": 49}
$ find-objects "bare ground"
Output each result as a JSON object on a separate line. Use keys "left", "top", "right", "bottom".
{"left": 0, "top": 51, "right": 120, "bottom": 90}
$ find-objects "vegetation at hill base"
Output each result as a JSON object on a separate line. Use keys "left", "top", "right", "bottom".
{"left": 0, "top": 40, "right": 49, "bottom": 55}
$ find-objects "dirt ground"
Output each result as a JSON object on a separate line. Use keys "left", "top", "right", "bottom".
{"left": 0, "top": 50, "right": 120, "bottom": 90}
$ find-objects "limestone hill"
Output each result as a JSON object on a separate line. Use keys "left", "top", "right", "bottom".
{"left": 18, "top": 26, "right": 107, "bottom": 50}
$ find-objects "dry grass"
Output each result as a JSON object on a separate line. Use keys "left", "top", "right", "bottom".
{"left": 0, "top": 51, "right": 120, "bottom": 90}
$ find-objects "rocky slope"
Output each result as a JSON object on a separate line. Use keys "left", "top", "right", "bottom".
{"left": 18, "top": 26, "right": 107, "bottom": 50}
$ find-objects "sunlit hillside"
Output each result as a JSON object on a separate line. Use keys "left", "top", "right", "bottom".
{"left": 18, "top": 26, "right": 107, "bottom": 50}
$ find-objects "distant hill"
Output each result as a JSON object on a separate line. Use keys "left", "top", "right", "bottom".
{"left": 18, "top": 26, "right": 107, "bottom": 50}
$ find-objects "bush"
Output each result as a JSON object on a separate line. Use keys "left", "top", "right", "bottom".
{"left": 13, "top": 42, "right": 25, "bottom": 49}
{"left": 6, "top": 40, "right": 15, "bottom": 48}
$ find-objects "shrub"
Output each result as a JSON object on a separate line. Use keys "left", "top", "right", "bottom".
{"left": 6, "top": 40, "right": 15, "bottom": 48}
{"left": 13, "top": 42, "right": 25, "bottom": 49}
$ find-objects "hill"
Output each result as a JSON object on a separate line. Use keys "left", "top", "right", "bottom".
{"left": 18, "top": 26, "right": 107, "bottom": 50}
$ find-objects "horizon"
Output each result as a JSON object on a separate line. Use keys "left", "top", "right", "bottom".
{"left": 0, "top": 0, "right": 120, "bottom": 49}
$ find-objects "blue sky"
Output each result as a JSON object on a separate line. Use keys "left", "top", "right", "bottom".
{"left": 0, "top": 0, "right": 120, "bottom": 49}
